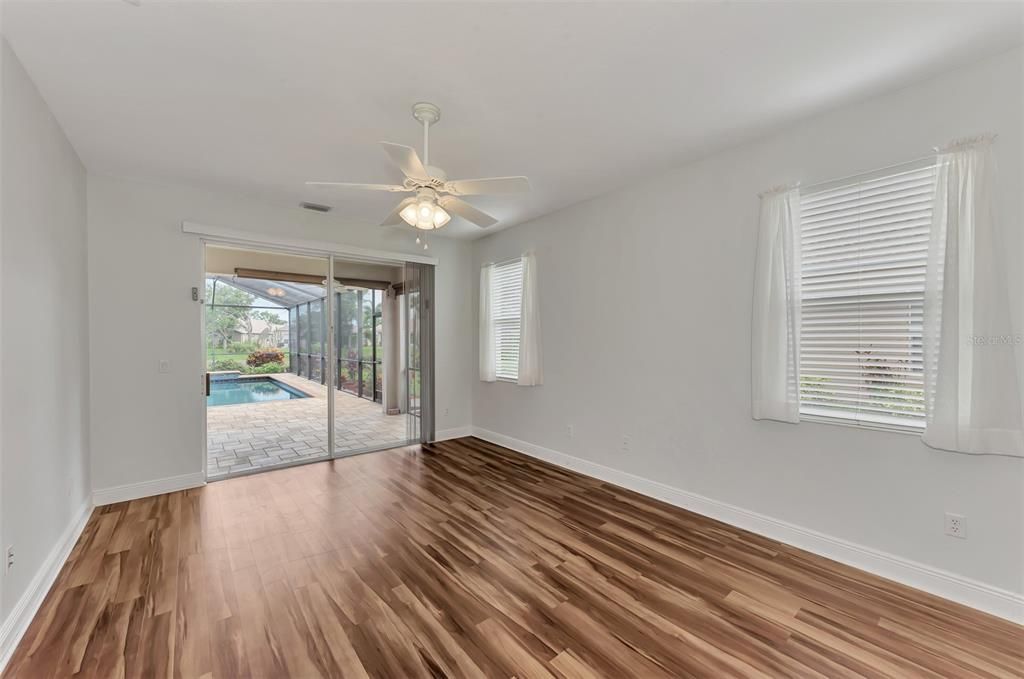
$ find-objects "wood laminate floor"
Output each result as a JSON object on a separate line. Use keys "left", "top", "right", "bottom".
{"left": 3, "top": 437, "right": 1022, "bottom": 678}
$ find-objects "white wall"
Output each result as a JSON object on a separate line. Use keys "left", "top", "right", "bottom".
{"left": 87, "top": 174, "right": 474, "bottom": 494}
{"left": 471, "top": 48, "right": 1024, "bottom": 597}
{"left": 0, "top": 38, "right": 90, "bottom": 621}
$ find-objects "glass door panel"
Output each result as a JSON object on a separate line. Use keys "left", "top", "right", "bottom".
{"left": 205, "top": 245, "right": 330, "bottom": 480}
{"left": 332, "top": 258, "right": 408, "bottom": 456}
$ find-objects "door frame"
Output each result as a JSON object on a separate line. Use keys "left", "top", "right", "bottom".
{"left": 190, "top": 220, "right": 436, "bottom": 482}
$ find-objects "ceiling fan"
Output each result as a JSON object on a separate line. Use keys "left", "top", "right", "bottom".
{"left": 306, "top": 102, "right": 530, "bottom": 231}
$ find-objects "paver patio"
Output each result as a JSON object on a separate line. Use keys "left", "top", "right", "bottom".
{"left": 206, "top": 372, "right": 408, "bottom": 478}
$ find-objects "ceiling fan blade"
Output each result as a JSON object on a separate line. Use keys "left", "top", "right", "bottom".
{"left": 381, "top": 197, "right": 416, "bottom": 226}
{"left": 305, "top": 181, "right": 410, "bottom": 192}
{"left": 438, "top": 196, "right": 499, "bottom": 228}
{"left": 444, "top": 176, "right": 531, "bottom": 196}
{"left": 380, "top": 142, "right": 429, "bottom": 180}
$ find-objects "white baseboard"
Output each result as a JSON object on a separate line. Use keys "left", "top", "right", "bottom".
{"left": 0, "top": 500, "right": 93, "bottom": 673}
{"left": 470, "top": 427, "right": 1024, "bottom": 625}
{"left": 436, "top": 426, "right": 473, "bottom": 442}
{"left": 92, "top": 471, "right": 206, "bottom": 506}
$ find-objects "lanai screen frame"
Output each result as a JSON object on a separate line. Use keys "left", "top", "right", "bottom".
{"left": 288, "top": 287, "right": 384, "bottom": 403}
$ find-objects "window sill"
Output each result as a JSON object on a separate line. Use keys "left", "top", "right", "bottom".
{"left": 800, "top": 412, "right": 924, "bottom": 437}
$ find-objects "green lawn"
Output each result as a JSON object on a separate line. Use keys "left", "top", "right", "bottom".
{"left": 207, "top": 346, "right": 384, "bottom": 368}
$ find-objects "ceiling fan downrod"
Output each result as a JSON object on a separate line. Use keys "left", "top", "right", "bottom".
{"left": 412, "top": 102, "right": 441, "bottom": 167}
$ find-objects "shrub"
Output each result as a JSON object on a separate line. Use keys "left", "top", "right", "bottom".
{"left": 247, "top": 362, "right": 285, "bottom": 375}
{"left": 247, "top": 348, "right": 285, "bottom": 368}
{"left": 211, "top": 359, "right": 244, "bottom": 372}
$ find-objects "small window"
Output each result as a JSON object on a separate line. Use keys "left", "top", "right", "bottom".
{"left": 799, "top": 161, "right": 936, "bottom": 429}
{"left": 491, "top": 258, "right": 524, "bottom": 381}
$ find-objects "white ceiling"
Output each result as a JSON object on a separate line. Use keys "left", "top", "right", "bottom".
{"left": 3, "top": 1, "right": 1021, "bottom": 238}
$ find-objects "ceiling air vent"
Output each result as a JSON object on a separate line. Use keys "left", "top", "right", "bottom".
{"left": 300, "top": 202, "right": 332, "bottom": 213}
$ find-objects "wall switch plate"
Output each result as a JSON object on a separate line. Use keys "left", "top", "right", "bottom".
{"left": 944, "top": 513, "right": 966, "bottom": 539}
{"left": 158, "top": 360, "right": 170, "bottom": 374}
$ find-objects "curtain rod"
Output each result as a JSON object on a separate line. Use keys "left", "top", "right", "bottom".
{"left": 799, "top": 153, "right": 937, "bottom": 194}
{"left": 800, "top": 133, "right": 997, "bottom": 195}
{"left": 483, "top": 254, "right": 524, "bottom": 268}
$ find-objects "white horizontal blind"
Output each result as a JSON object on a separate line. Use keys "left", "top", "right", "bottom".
{"left": 492, "top": 258, "right": 523, "bottom": 381}
{"left": 799, "top": 162, "right": 936, "bottom": 428}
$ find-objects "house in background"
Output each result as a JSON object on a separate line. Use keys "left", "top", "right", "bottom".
{"left": 229, "top": 316, "right": 286, "bottom": 348}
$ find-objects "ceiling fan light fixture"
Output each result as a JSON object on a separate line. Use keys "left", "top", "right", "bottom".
{"left": 400, "top": 202, "right": 419, "bottom": 226}
{"left": 432, "top": 205, "right": 451, "bottom": 229}
{"left": 400, "top": 195, "right": 449, "bottom": 230}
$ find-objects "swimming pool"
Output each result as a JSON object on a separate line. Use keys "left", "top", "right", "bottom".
{"left": 207, "top": 377, "right": 308, "bottom": 406}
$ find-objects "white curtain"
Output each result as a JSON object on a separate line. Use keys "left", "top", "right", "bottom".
{"left": 751, "top": 187, "right": 801, "bottom": 423}
{"left": 922, "top": 137, "right": 1023, "bottom": 456}
{"left": 479, "top": 263, "right": 496, "bottom": 382}
{"left": 518, "top": 252, "right": 543, "bottom": 386}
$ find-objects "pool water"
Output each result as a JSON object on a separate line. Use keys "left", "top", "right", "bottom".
{"left": 207, "top": 377, "right": 308, "bottom": 406}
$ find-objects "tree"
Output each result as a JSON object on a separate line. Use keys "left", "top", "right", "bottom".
{"left": 205, "top": 280, "right": 256, "bottom": 349}
{"left": 253, "top": 310, "right": 286, "bottom": 329}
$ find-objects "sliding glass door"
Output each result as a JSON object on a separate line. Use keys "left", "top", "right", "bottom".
{"left": 203, "top": 245, "right": 434, "bottom": 480}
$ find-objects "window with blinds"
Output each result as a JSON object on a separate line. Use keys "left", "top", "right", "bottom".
{"left": 799, "top": 161, "right": 936, "bottom": 429}
{"left": 491, "top": 258, "right": 524, "bottom": 381}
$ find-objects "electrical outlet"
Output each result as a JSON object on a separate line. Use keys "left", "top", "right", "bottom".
{"left": 158, "top": 360, "right": 170, "bottom": 374}
{"left": 944, "top": 513, "right": 966, "bottom": 539}
{"left": 567, "top": 424, "right": 574, "bottom": 439}
{"left": 621, "top": 434, "right": 631, "bottom": 454}
{"left": 6, "top": 545, "right": 13, "bottom": 572}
